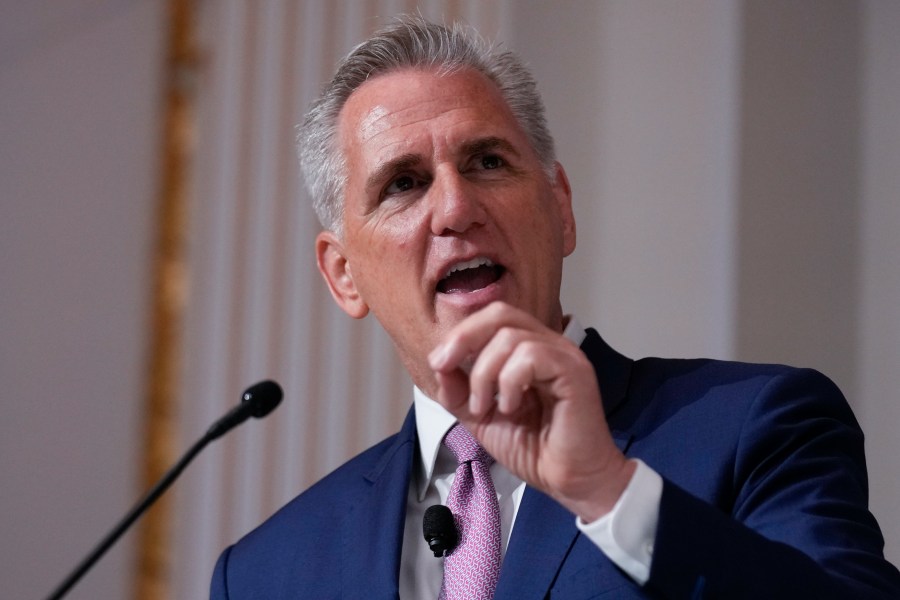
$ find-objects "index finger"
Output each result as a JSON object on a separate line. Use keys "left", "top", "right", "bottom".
{"left": 428, "top": 301, "right": 549, "bottom": 373}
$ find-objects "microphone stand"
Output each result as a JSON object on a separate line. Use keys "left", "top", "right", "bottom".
{"left": 45, "top": 380, "right": 282, "bottom": 600}
{"left": 46, "top": 435, "right": 211, "bottom": 600}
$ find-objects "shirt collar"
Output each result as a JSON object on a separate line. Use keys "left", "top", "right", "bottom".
{"left": 413, "top": 315, "right": 586, "bottom": 500}
{"left": 413, "top": 386, "right": 457, "bottom": 500}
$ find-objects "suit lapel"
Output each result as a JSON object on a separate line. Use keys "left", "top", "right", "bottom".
{"left": 581, "top": 328, "right": 633, "bottom": 419}
{"left": 494, "top": 486, "right": 579, "bottom": 599}
{"left": 340, "top": 408, "right": 416, "bottom": 600}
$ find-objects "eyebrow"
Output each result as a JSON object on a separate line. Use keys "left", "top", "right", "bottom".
{"left": 459, "top": 136, "right": 521, "bottom": 160}
{"left": 365, "top": 153, "right": 421, "bottom": 193}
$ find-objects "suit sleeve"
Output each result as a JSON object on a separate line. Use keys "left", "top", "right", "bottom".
{"left": 210, "top": 546, "right": 232, "bottom": 599}
{"left": 645, "top": 368, "right": 900, "bottom": 599}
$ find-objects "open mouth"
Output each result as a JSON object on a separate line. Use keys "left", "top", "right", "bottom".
{"left": 436, "top": 257, "right": 505, "bottom": 294}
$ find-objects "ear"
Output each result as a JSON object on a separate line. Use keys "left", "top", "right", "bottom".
{"left": 315, "top": 230, "right": 369, "bottom": 319}
{"left": 551, "top": 162, "right": 576, "bottom": 257}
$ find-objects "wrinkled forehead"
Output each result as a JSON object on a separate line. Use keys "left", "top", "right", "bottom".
{"left": 337, "top": 68, "right": 526, "bottom": 160}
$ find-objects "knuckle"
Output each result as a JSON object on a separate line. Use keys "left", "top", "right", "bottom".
{"left": 495, "top": 326, "right": 520, "bottom": 348}
{"left": 487, "top": 300, "right": 513, "bottom": 319}
{"left": 470, "top": 359, "right": 490, "bottom": 382}
{"left": 514, "top": 340, "right": 542, "bottom": 364}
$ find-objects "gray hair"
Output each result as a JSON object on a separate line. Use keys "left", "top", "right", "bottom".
{"left": 297, "top": 15, "right": 557, "bottom": 233}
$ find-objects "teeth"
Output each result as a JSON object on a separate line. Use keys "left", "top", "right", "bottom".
{"left": 444, "top": 257, "right": 494, "bottom": 278}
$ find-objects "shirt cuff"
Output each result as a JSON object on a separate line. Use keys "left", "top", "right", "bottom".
{"left": 575, "top": 458, "right": 662, "bottom": 585}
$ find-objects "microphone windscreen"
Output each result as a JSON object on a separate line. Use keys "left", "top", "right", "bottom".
{"left": 241, "top": 380, "right": 283, "bottom": 418}
{"left": 423, "top": 505, "right": 455, "bottom": 538}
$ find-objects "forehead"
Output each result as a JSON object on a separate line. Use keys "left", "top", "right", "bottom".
{"left": 337, "top": 68, "right": 529, "bottom": 166}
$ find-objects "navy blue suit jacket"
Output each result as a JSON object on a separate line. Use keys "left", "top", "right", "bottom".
{"left": 211, "top": 329, "right": 900, "bottom": 598}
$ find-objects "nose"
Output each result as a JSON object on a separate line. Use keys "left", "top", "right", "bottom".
{"left": 429, "top": 167, "right": 487, "bottom": 236}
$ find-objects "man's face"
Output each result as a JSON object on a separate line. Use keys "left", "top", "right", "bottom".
{"left": 316, "top": 68, "right": 575, "bottom": 394}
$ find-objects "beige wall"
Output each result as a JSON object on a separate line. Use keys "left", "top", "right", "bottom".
{"left": 858, "top": 0, "right": 900, "bottom": 569}
{"left": 0, "top": 2, "right": 163, "bottom": 598}
{"left": 2, "top": 1, "right": 896, "bottom": 598}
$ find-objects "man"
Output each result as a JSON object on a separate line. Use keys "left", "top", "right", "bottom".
{"left": 211, "top": 17, "right": 900, "bottom": 599}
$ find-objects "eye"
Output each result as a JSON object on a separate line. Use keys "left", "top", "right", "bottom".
{"left": 480, "top": 154, "right": 504, "bottom": 170}
{"left": 384, "top": 175, "right": 417, "bottom": 196}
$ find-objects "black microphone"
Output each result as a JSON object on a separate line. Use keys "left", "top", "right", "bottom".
{"left": 423, "top": 504, "right": 458, "bottom": 557}
{"left": 206, "top": 379, "right": 283, "bottom": 440}
{"left": 45, "top": 380, "right": 284, "bottom": 600}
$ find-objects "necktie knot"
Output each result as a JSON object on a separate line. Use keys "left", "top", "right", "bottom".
{"left": 443, "top": 424, "right": 494, "bottom": 467}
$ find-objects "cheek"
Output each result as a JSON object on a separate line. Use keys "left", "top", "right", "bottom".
{"left": 372, "top": 207, "right": 428, "bottom": 257}
{"left": 510, "top": 201, "right": 567, "bottom": 264}
{"left": 519, "top": 200, "right": 558, "bottom": 238}
{"left": 350, "top": 211, "right": 428, "bottom": 289}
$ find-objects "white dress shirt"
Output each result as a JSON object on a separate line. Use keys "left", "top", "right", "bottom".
{"left": 398, "top": 318, "right": 663, "bottom": 598}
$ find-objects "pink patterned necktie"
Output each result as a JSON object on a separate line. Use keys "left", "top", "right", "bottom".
{"left": 439, "top": 424, "right": 502, "bottom": 600}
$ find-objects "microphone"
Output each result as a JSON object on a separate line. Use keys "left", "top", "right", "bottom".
{"left": 45, "top": 380, "right": 284, "bottom": 600}
{"left": 423, "top": 504, "right": 458, "bottom": 557}
{"left": 206, "top": 379, "right": 283, "bottom": 440}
